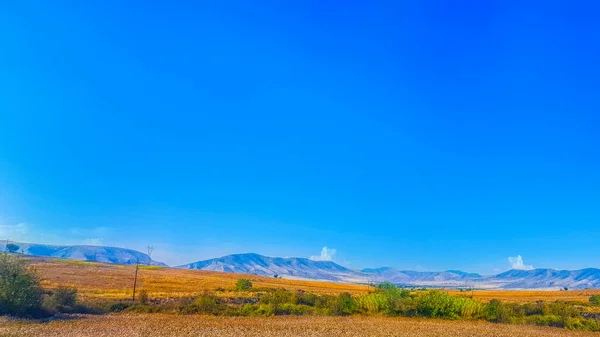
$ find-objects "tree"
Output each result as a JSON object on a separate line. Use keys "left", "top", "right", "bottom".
{"left": 0, "top": 254, "right": 43, "bottom": 316}
{"left": 6, "top": 243, "right": 19, "bottom": 254}
{"left": 377, "top": 281, "right": 396, "bottom": 290}
{"left": 235, "top": 278, "right": 253, "bottom": 291}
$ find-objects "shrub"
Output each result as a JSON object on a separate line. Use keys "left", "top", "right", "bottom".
{"left": 260, "top": 289, "right": 297, "bottom": 312}
{"left": 275, "top": 303, "right": 315, "bottom": 315}
{"left": 356, "top": 293, "right": 391, "bottom": 314}
{"left": 0, "top": 254, "right": 43, "bottom": 317}
{"left": 566, "top": 317, "right": 600, "bottom": 331}
{"left": 181, "top": 292, "right": 220, "bottom": 314}
{"left": 46, "top": 287, "right": 78, "bottom": 311}
{"left": 296, "top": 291, "right": 319, "bottom": 306}
{"left": 416, "top": 290, "right": 483, "bottom": 319}
{"left": 240, "top": 303, "right": 274, "bottom": 316}
{"left": 525, "top": 314, "right": 564, "bottom": 328}
{"left": 235, "top": 278, "right": 253, "bottom": 291}
{"left": 138, "top": 290, "right": 149, "bottom": 305}
{"left": 337, "top": 292, "right": 357, "bottom": 315}
{"left": 590, "top": 295, "right": 600, "bottom": 306}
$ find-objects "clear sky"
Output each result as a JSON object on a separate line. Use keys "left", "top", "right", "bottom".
{"left": 1, "top": 1, "right": 599, "bottom": 274}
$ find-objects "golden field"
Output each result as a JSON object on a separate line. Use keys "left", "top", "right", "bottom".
{"left": 32, "top": 258, "right": 369, "bottom": 300}
{"left": 32, "top": 257, "right": 600, "bottom": 304}
{"left": 0, "top": 314, "right": 595, "bottom": 337}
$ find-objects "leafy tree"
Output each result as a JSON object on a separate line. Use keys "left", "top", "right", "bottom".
{"left": 590, "top": 295, "right": 600, "bottom": 306}
{"left": 377, "top": 281, "right": 396, "bottom": 290}
{"left": 0, "top": 254, "right": 43, "bottom": 316}
{"left": 6, "top": 243, "right": 19, "bottom": 254}
{"left": 235, "top": 278, "right": 253, "bottom": 291}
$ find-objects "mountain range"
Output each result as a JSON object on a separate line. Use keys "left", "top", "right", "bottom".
{"left": 0, "top": 241, "right": 166, "bottom": 266}
{"left": 4, "top": 240, "right": 600, "bottom": 289}
{"left": 180, "top": 254, "right": 600, "bottom": 290}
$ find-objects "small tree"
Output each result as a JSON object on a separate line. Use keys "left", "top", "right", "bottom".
{"left": 0, "top": 254, "right": 43, "bottom": 316}
{"left": 377, "top": 281, "right": 396, "bottom": 290}
{"left": 47, "top": 287, "right": 78, "bottom": 310}
{"left": 6, "top": 243, "right": 19, "bottom": 253}
{"left": 590, "top": 295, "right": 600, "bottom": 305}
{"left": 235, "top": 278, "right": 253, "bottom": 291}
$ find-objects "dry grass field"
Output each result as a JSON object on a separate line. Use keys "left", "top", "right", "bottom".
{"left": 32, "top": 258, "right": 369, "bottom": 301}
{"left": 0, "top": 314, "right": 596, "bottom": 337}
{"left": 32, "top": 257, "right": 600, "bottom": 304}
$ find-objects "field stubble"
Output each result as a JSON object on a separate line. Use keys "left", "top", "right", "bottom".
{"left": 0, "top": 314, "right": 596, "bottom": 337}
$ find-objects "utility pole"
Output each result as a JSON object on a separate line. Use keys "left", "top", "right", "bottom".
{"left": 132, "top": 259, "right": 140, "bottom": 301}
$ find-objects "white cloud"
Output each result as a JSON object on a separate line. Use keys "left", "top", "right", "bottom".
{"left": 508, "top": 255, "right": 534, "bottom": 270}
{"left": 310, "top": 246, "right": 336, "bottom": 261}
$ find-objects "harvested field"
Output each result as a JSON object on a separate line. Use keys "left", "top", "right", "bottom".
{"left": 32, "top": 258, "right": 368, "bottom": 300}
{"left": 0, "top": 314, "right": 594, "bottom": 337}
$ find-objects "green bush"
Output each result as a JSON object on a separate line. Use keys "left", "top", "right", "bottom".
{"left": 0, "top": 254, "right": 44, "bottom": 317}
{"left": 275, "top": 303, "right": 315, "bottom": 315}
{"left": 46, "top": 287, "right": 78, "bottom": 312}
{"left": 416, "top": 290, "right": 483, "bottom": 319}
{"left": 181, "top": 292, "right": 220, "bottom": 314}
{"left": 590, "top": 295, "right": 600, "bottom": 306}
{"left": 525, "top": 314, "right": 564, "bottom": 328}
{"left": 565, "top": 317, "right": 600, "bottom": 331}
{"left": 356, "top": 292, "right": 391, "bottom": 314}
{"left": 296, "top": 291, "right": 319, "bottom": 306}
{"left": 337, "top": 292, "right": 357, "bottom": 315}
{"left": 235, "top": 278, "right": 253, "bottom": 291}
{"left": 240, "top": 303, "right": 274, "bottom": 316}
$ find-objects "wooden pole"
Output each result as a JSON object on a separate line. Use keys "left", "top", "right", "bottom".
{"left": 132, "top": 260, "right": 140, "bottom": 301}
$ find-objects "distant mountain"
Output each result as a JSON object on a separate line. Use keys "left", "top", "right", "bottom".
{"left": 0, "top": 241, "right": 166, "bottom": 266}
{"left": 178, "top": 253, "right": 600, "bottom": 290}
{"left": 178, "top": 253, "right": 364, "bottom": 282}
{"left": 490, "top": 268, "right": 600, "bottom": 289}
{"left": 361, "top": 267, "right": 482, "bottom": 285}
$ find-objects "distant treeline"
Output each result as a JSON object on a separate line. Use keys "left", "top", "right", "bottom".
{"left": 2, "top": 254, "right": 600, "bottom": 332}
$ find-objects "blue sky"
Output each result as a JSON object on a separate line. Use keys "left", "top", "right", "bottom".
{"left": 1, "top": 1, "right": 599, "bottom": 274}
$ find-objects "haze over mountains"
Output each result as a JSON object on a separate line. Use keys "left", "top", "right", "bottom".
{"left": 4, "top": 241, "right": 600, "bottom": 290}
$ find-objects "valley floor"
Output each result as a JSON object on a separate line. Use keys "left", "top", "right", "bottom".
{"left": 0, "top": 314, "right": 595, "bottom": 337}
